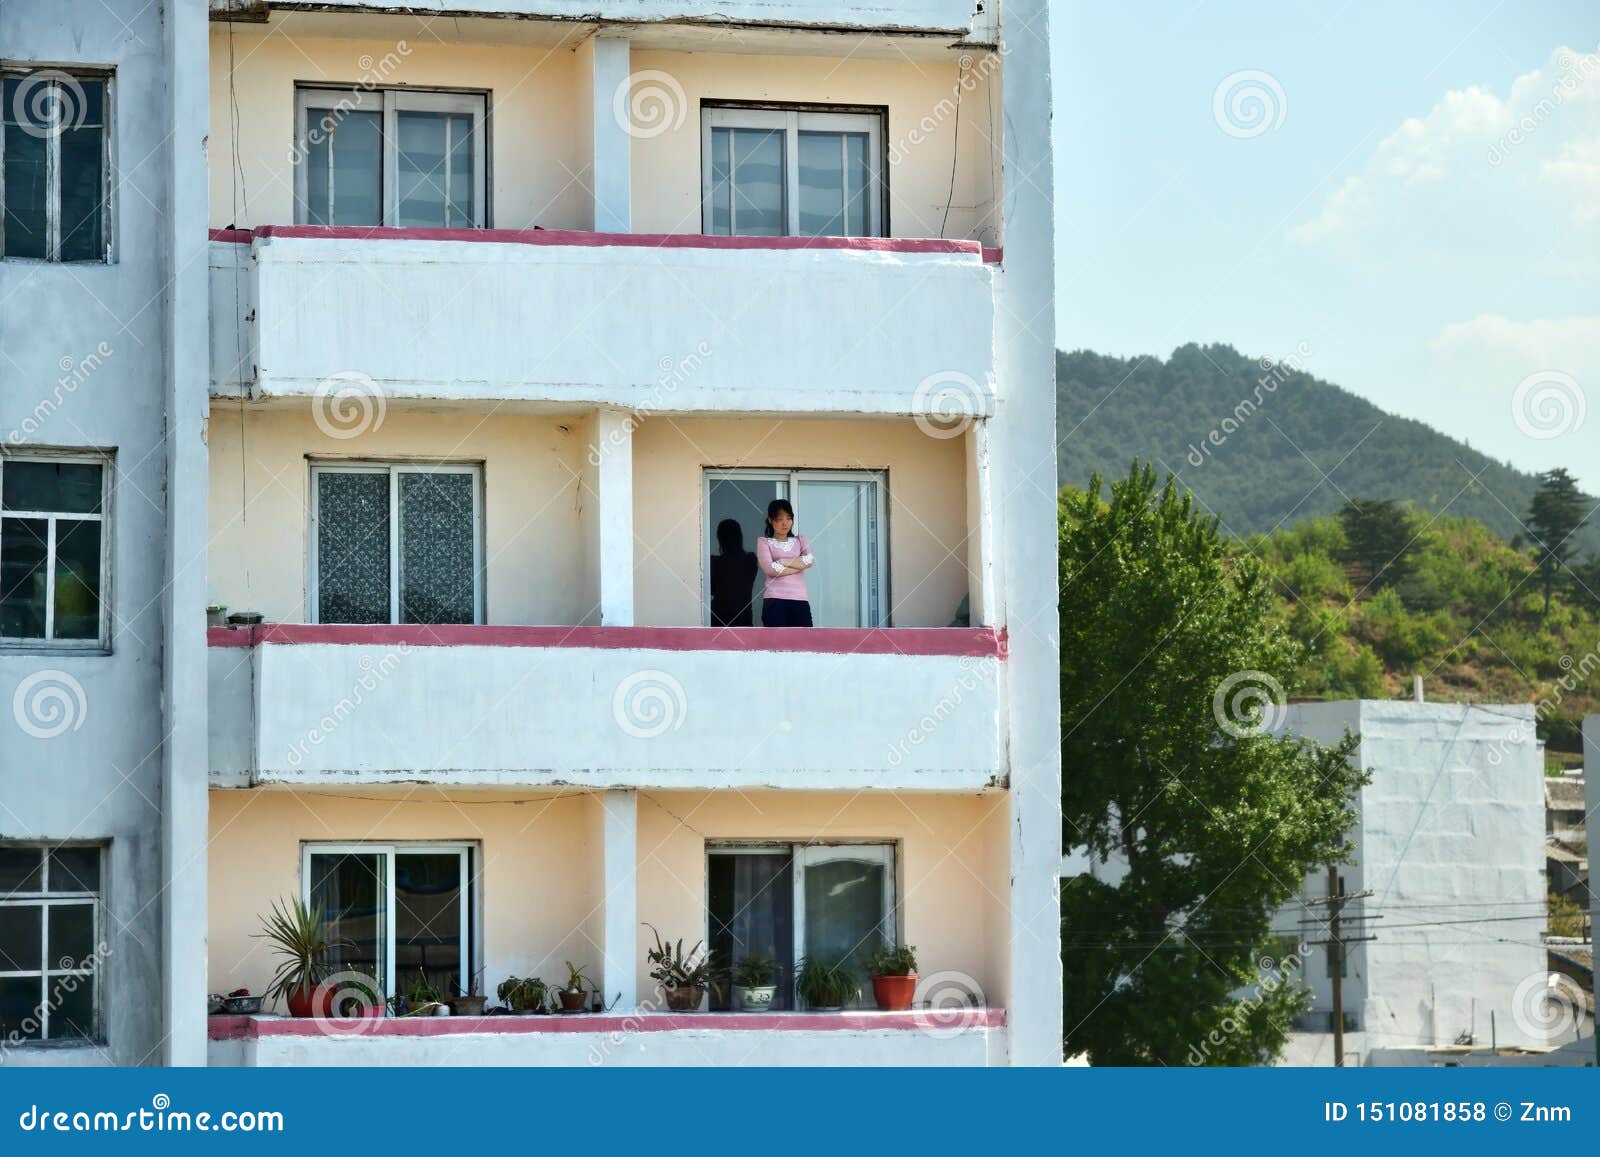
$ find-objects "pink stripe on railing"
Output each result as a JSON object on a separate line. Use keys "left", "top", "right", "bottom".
{"left": 206, "top": 623, "right": 1006, "bottom": 659}
{"left": 208, "top": 1008, "right": 1005, "bottom": 1040}
{"left": 207, "top": 224, "right": 984, "bottom": 258}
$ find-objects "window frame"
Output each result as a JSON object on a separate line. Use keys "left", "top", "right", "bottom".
{"left": 0, "top": 842, "right": 105, "bottom": 1045}
{"left": 0, "top": 450, "right": 113, "bottom": 651}
{"left": 705, "top": 840, "right": 899, "bottom": 1002}
{"left": 0, "top": 66, "right": 115, "bottom": 263}
{"left": 293, "top": 85, "right": 489, "bottom": 228}
{"left": 701, "top": 467, "right": 889, "bottom": 628}
{"left": 307, "top": 461, "right": 485, "bottom": 626}
{"left": 701, "top": 103, "right": 886, "bottom": 238}
{"left": 300, "top": 842, "right": 476, "bottom": 1003}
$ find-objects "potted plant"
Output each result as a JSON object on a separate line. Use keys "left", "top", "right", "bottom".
{"left": 644, "top": 924, "right": 717, "bottom": 1012}
{"left": 393, "top": 969, "right": 447, "bottom": 1017}
{"left": 732, "top": 955, "right": 778, "bottom": 1012}
{"left": 256, "top": 897, "right": 342, "bottom": 1018}
{"left": 794, "top": 956, "right": 858, "bottom": 1011}
{"left": 326, "top": 972, "right": 386, "bottom": 1019}
{"left": 448, "top": 969, "right": 488, "bottom": 1017}
{"left": 864, "top": 944, "right": 918, "bottom": 1011}
{"left": 497, "top": 975, "right": 549, "bottom": 1015}
{"left": 554, "top": 961, "right": 593, "bottom": 1012}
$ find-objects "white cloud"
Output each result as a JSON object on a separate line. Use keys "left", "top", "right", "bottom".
{"left": 1291, "top": 47, "right": 1600, "bottom": 245}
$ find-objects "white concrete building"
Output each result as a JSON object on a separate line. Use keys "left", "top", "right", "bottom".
{"left": 3, "top": 0, "right": 1060, "bottom": 1066}
{"left": 1275, "top": 701, "right": 1562, "bottom": 1066}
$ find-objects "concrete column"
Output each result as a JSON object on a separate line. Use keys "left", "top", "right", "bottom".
{"left": 601, "top": 789, "right": 639, "bottom": 1009}
{"left": 995, "top": 0, "right": 1063, "bottom": 1066}
{"left": 964, "top": 420, "right": 996, "bottom": 626}
{"left": 585, "top": 34, "right": 633, "bottom": 234}
{"left": 162, "top": 0, "right": 212, "bottom": 1066}
{"left": 591, "top": 410, "right": 636, "bottom": 626}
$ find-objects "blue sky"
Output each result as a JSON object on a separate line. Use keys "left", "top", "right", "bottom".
{"left": 1051, "top": 0, "right": 1598, "bottom": 488}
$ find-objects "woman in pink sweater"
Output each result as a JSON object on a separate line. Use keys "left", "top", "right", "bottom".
{"left": 755, "top": 499, "right": 815, "bottom": 627}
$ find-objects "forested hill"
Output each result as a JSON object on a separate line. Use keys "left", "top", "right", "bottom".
{"left": 1055, "top": 344, "right": 1600, "bottom": 557}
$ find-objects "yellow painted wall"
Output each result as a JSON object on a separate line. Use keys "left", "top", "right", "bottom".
{"left": 206, "top": 788, "right": 604, "bottom": 1000}
{"left": 209, "top": 25, "right": 586, "bottom": 231}
{"left": 629, "top": 49, "right": 1001, "bottom": 245}
{"left": 208, "top": 27, "right": 1000, "bottom": 243}
{"left": 206, "top": 404, "right": 595, "bottom": 625}
{"left": 636, "top": 790, "right": 1011, "bottom": 1006}
{"left": 630, "top": 417, "right": 970, "bottom": 628}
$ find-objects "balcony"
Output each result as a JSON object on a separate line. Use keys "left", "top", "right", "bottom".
{"left": 209, "top": 228, "right": 996, "bottom": 416}
{"left": 208, "top": 624, "right": 1005, "bottom": 788}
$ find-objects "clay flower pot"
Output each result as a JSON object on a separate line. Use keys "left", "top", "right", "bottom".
{"left": 663, "top": 985, "right": 705, "bottom": 1012}
{"left": 871, "top": 974, "right": 917, "bottom": 1012}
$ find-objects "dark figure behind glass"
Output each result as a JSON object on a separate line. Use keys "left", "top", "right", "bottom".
{"left": 709, "top": 518, "right": 759, "bottom": 627}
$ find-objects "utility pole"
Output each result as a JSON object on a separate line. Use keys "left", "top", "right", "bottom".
{"left": 1303, "top": 868, "right": 1377, "bottom": 1067}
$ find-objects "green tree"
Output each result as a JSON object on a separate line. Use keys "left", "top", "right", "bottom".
{"left": 1060, "top": 464, "right": 1367, "bottom": 1066}
{"left": 1337, "top": 498, "right": 1418, "bottom": 591}
{"left": 1526, "top": 468, "right": 1591, "bottom": 617}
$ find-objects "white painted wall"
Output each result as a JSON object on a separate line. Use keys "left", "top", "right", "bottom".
{"left": 218, "top": 641, "right": 1002, "bottom": 789}
{"left": 1282, "top": 702, "right": 1552, "bottom": 1057}
{"left": 217, "top": 234, "right": 996, "bottom": 416}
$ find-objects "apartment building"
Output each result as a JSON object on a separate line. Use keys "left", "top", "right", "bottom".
{"left": 2, "top": 0, "right": 1058, "bottom": 1067}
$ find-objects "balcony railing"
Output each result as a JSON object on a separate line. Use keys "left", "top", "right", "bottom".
{"left": 208, "top": 624, "right": 1006, "bottom": 789}
{"left": 208, "top": 227, "right": 997, "bottom": 416}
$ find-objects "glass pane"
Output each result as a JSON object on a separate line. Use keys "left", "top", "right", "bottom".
{"left": 395, "top": 852, "right": 462, "bottom": 997}
{"left": 0, "top": 848, "right": 43, "bottom": 895}
{"left": 331, "top": 110, "right": 382, "bottom": 226}
{"left": 793, "top": 479, "right": 867, "bottom": 627}
{"left": 0, "top": 977, "right": 42, "bottom": 1041}
{"left": 47, "top": 973, "right": 95, "bottom": 1040}
{"left": 446, "top": 114, "right": 474, "bottom": 228}
{"left": 798, "top": 132, "right": 845, "bottom": 237}
{"left": 845, "top": 133, "right": 870, "bottom": 236}
{"left": 58, "top": 124, "right": 105, "bottom": 262}
{"left": 803, "top": 857, "right": 888, "bottom": 986}
{"left": 396, "top": 111, "right": 447, "bottom": 228}
{"left": 72, "top": 79, "right": 105, "bottom": 128}
{"left": 47, "top": 847, "right": 100, "bottom": 894}
{"left": 53, "top": 519, "right": 101, "bottom": 640}
{"left": 706, "top": 477, "right": 783, "bottom": 627}
{"left": 0, "top": 518, "right": 48, "bottom": 638}
{"left": 316, "top": 472, "right": 391, "bottom": 624}
{"left": 308, "top": 852, "right": 387, "bottom": 985}
{"left": 730, "top": 128, "right": 785, "bottom": 236}
{"left": 0, "top": 905, "right": 42, "bottom": 971}
{"left": 709, "top": 127, "right": 732, "bottom": 235}
{"left": 707, "top": 852, "right": 794, "bottom": 1010}
{"left": 304, "top": 115, "right": 332, "bottom": 225}
{"left": 48, "top": 903, "right": 95, "bottom": 969}
{"left": 399, "top": 472, "right": 475, "bottom": 625}
{"left": 3, "top": 461, "right": 102, "bottom": 513}
{"left": 2, "top": 123, "right": 48, "bottom": 259}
